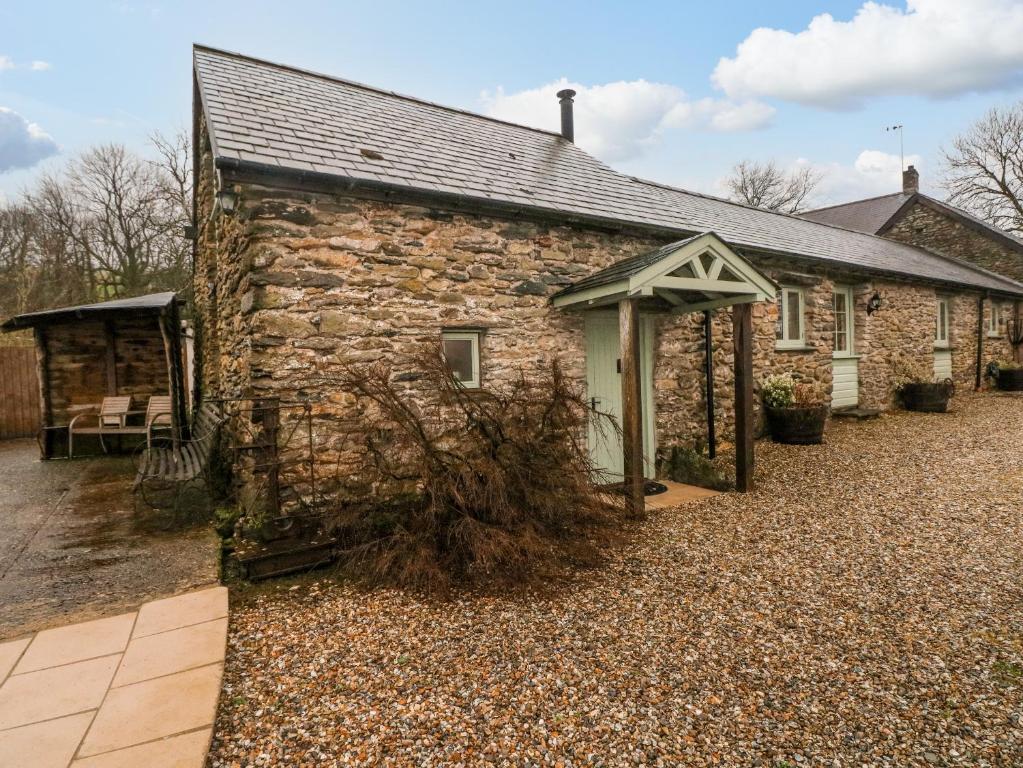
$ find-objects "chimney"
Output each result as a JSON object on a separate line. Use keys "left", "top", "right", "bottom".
{"left": 557, "top": 88, "right": 576, "bottom": 142}
{"left": 903, "top": 164, "right": 919, "bottom": 194}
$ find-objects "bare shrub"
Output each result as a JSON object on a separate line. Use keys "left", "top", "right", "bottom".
{"left": 323, "top": 344, "right": 622, "bottom": 592}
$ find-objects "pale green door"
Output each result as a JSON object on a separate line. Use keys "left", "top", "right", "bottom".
{"left": 584, "top": 312, "right": 656, "bottom": 482}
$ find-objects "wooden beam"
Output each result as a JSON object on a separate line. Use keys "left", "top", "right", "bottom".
{"left": 34, "top": 327, "right": 52, "bottom": 459}
{"left": 650, "top": 276, "right": 760, "bottom": 294}
{"left": 670, "top": 294, "right": 760, "bottom": 315}
{"left": 619, "top": 298, "right": 645, "bottom": 517}
{"left": 704, "top": 309, "right": 716, "bottom": 459}
{"left": 103, "top": 320, "right": 118, "bottom": 396}
{"left": 733, "top": 302, "right": 754, "bottom": 493}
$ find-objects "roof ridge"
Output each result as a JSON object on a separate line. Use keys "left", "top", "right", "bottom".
{"left": 802, "top": 191, "right": 909, "bottom": 215}
{"left": 192, "top": 44, "right": 565, "bottom": 140}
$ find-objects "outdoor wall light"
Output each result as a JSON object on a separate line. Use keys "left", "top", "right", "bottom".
{"left": 217, "top": 188, "right": 239, "bottom": 214}
{"left": 867, "top": 292, "right": 882, "bottom": 315}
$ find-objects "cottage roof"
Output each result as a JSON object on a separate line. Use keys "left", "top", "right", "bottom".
{"left": 193, "top": 45, "right": 1023, "bottom": 297}
{"left": 802, "top": 191, "right": 1023, "bottom": 257}
{"left": 1, "top": 292, "right": 179, "bottom": 331}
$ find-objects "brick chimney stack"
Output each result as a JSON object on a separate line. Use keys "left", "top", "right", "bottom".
{"left": 903, "top": 165, "right": 919, "bottom": 194}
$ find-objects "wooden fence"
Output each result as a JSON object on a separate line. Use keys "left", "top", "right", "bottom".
{"left": 0, "top": 347, "right": 40, "bottom": 439}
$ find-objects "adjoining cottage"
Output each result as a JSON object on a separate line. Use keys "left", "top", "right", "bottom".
{"left": 803, "top": 166, "right": 1023, "bottom": 365}
{"left": 191, "top": 46, "right": 1023, "bottom": 506}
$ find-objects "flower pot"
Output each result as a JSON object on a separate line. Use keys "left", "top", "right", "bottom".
{"left": 996, "top": 367, "right": 1023, "bottom": 391}
{"left": 764, "top": 405, "right": 829, "bottom": 445}
{"left": 900, "top": 380, "right": 955, "bottom": 412}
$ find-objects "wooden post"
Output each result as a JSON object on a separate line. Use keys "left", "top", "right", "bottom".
{"left": 704, "top": 309, "right": 716, "bottom": 459}
{"left": 733, "top": 302, "right": 754, "bottom": 493}
{"left": 619, "top": 298, "right": 645, "bottom": 517}
{"left": 158, "top": 312, "right": 181, "bottom": 442}
{"left": 103, "top": 320, "right": 118, "bottom": 396}
{"left": 34, "top": 327, "right": 53, "bottom": 459}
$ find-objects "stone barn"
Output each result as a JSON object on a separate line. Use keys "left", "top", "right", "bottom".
{"left": 190, "top": 46, "right": 1023, "bottom": 505}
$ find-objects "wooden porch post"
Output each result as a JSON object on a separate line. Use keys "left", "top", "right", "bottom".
{"left": 733, "top": 302, "right": 754, "bottom": 493}
{"left": 103, "top": 320, "right": 118, "bottom": 396}
{"left": 619, "top": 298, "right": 645, "bottom": 516}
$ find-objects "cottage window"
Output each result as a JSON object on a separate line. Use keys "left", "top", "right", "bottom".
{"left": 988, "top": 303, "right": 1001, "bottom": 337}
{"left": 832, "top": 286, "right": 854, "bottom": 356}
{"left": 935, "top": 297, "right": 950, "bottom": 348}
{"left": 775, "top": 287, "right": 806, "bottom": 349}
{"left": 441, "top": 331, "right": 481, "bottom": 388}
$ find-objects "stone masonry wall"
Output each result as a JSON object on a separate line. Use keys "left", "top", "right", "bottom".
{"left": 885, "top": 202, "right": 1023, "bottom": 373}
{"left": 886, "top": 201, "right": 1023, "bottom": 282}
{"left": 195, "top": 149, "right": 996, "bottom": 492}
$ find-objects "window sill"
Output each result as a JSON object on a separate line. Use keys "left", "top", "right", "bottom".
{"left": 832, "top": 353, "right": 861, "bottom": 360}
{"left": 987, "top": 334, "right": 1003, "bottom": 339}
{"left": 775, "top": 344, "right": 816, "bottom": 353}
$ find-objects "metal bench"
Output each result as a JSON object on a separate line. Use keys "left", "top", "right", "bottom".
{"left": 133, "top": 402, "right": 224, "bottom": 523}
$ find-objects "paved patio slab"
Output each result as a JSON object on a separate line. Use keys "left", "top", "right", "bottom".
{"left": 0, "top": 586, "right": 227, "bottom": 768}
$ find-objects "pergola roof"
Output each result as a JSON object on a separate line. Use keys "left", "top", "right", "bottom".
{"left": 551, "top": 232, "right": 777, "bottom": 313}
{"left": 1, "top": 292, "right": 179, "bottom": 332}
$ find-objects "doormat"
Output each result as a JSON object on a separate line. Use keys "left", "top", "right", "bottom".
{"left": 601, "top": 480, "right": 669, "bottom": 497}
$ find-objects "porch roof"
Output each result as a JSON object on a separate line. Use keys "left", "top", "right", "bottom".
{"left": 551, "top": 232, "right": 778, "bottom": 313}
{"left": 1, "top": 292, "right": 179, "bottom": 332}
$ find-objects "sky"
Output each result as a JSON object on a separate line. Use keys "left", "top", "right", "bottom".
{"left": 3, "top": 0, "right": 1023, "bottom": 206}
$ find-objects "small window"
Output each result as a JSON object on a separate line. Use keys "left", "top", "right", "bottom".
{"left": 775, "top": 287, "right": 805, "bottom": 349}
{"left": 988, "top": 303, "right": 1001, "bottom": 337}
{"left": 833, "top": 286, "right": 854, "bottom": 356}
{"left": 935, "top": 297, "right": 950, "bottom": 348}
{"left": 442, "top": 331, "right": 480, "bottom": 388}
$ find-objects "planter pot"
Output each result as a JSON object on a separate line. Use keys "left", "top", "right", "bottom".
{"left": 765, "top": 405, "right": 829, "bottom": 445}
{"left": 900, "top": 380, "right": 955, "bottom": 412}
{"left": 996, "top": 368, "right": 1023, "bottom": 391}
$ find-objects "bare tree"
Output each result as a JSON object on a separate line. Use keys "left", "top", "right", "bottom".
{"left": 0, "top": 134, "right": 192, "bottom": 320}
{"left": 943, "top": 103, "right": 1023, "bottom": 234}
{"left": 726, "top": 160, "right": 822, "bottom": 214}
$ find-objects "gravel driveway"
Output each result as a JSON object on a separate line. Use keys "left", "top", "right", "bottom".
{"left": 210, "top": 393, "right": 1023, "bottom": 767}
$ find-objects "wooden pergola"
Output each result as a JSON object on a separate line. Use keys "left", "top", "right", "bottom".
{"left": 552, "top": 232, "right": 777, "bottom": 514}
{"left": 1, "top": 292, "right": 189, "bottom": 458}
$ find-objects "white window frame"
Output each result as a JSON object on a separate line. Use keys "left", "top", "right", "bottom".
{"left": 832, "top": 285, "right": 855, "bottom": 358}
{"left": 935, "top": 297, "right": 950, "bottom": 349}
{"left": 441, "top": 330, "right": 481, "bottom": 389}
{"left": 988, "top": 302, "right": 1001, "bottom": 338}
{"left": 775, "top": 286, "right": 806, "bottom": 350}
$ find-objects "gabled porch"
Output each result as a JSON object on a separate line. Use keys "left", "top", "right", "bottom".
{"left": 551, "top": 232, "right": 777, "bottom": 514}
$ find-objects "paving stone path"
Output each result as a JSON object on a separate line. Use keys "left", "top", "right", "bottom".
{"left": 0, "top": 586, "right": 227, "bottom": 767}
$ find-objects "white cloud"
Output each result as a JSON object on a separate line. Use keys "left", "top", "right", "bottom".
{"left": 0, "top": 56, "right": 13, "bottom": 72}
{"left": 30, "top": 60, "right": 51, "bottom": 71}
{"left": 713, "top": 0, "right": 1023, "bottom": 108}
{"left": 481, "top": 78, "right": 773, "bottom": 163}
{"left": 0, "top": 108, "right": 59, "bottom": 173}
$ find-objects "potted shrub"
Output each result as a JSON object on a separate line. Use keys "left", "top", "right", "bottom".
{"left": 761, "top": 373, "right": 829, "bottom": 445}
{"left": 994, "top": 361, "right": 1023, "bottom": 391}
{"left": 893, "top": 360, "right": 955, "bottom": 412}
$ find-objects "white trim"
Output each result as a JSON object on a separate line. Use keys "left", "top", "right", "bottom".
{"left": 442, "top": 330, "right": 481, "bottom": 389}
{"left": 554, "top": 232, "right": 777, "bottom": 312}
{"left": 935, "top": 296, "right": 950, "bottom": 349}
{"left": 987, "top": 302, "right": 1001, "bottom": 338}
{"left": 832, "top": 284, "right": 855, "bottom": 358}
{"left": 775, "top": 286, "right": 806, "bottom": 350}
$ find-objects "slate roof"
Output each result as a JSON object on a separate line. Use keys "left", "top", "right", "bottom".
{"left": 553, "top": 235, "right": 706, "bottom": 298}
{"left": 803, "top": 191, "right": 1023, "bottom": 257}
{"left": 2, "top": 292, "right": 178, "bottom": 331}
{"left": 193, "top": 45, "right": 1023, "bottom": 297}
{"left": 800, "top": 193, "right": 913, "bottom": 234}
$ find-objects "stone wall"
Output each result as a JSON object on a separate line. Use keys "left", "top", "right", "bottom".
{"left": 885, "top": 201, "right": 1023, "bottom": 283}
{"left": 196, "top": 145, "right": 1003, "bottom": 493}
{"left": 43, "top": 316, "right": 168, "bottom": 425}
